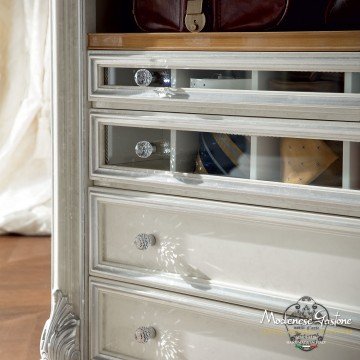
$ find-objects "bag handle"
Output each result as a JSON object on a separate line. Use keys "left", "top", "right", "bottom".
{"left": 185, "top": 0, "right": 206, "bottom": 32}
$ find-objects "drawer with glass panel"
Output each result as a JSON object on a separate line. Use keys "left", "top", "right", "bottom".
{"left": 88, "top": 51, "right": 360, "bottom": 121}
{"left": 90, "top": 109, "right": 360, "bottom": 216}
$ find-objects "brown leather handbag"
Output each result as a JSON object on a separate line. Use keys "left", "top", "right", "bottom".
{"left": 133, "top": 0, "right": 189, "bottom": 32}
{"left": 212, "top": 0, "right": 289, "bottom": 31}
{"left": 133, "top": 0, "right": 359, "bottom": 32}
{"left": 133, "top": 0, "right": 290, "bottom": 32}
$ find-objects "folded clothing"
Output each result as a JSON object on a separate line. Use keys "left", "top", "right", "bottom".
{"left": 195, "top": 133, "right": 248, "bottom": 176}
{"left": 281, "top": 138, "right": 341, "bottom": 186}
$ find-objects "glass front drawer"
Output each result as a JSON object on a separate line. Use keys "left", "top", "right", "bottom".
{"left": 103, "top": 68, "right": 346, "bottom": 93}
{"left": 105, "top": 128, "right": 348, "bottom": 188}
{"left": 89, "top": 51, "right": 360, "bottom": 121}
{"left": 90, "top": 110, "right": 360, "bottom": 216}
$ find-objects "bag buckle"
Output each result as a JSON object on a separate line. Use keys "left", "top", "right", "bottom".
{"left": 185, "top": 0, "right": 206, "bottom": 32}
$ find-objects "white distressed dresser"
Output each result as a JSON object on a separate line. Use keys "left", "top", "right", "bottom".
{"left": 41, "top": 1, "right": 360, "bottom": 359}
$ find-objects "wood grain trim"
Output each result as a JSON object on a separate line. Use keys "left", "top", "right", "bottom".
{"left": 88, "top": 31, "right": 360, "bottom": 52}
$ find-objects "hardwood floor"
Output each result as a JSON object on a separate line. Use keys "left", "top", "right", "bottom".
{"left": 0, "top": 236, "right": 51, "bottom": 360}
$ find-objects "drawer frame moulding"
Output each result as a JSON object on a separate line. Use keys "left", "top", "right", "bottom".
{"left": 89, "top": 187, "right": 360, "bottom": 331}
{"left": 89, "top": 51, "right": 360, "bottom": 121}
{"left": 90, "top": 110, "right": 360, "bottom": 217}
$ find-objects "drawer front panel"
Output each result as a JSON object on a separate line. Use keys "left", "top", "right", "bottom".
{"left": 89, "top": 51, "right": 360, "bottom": 121}
{"left": 90, "top": 188, "right": 360, "bottom": 322}
{"left": 90, "top": 280, "right": 360, "bottom": 360}
{"left": 90, "top": 110, "right": 360, "bottom": 217}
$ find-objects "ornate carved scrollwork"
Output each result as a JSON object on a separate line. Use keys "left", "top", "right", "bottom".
{"left": 40, "top": 290, "right": 80, "bottom": 360}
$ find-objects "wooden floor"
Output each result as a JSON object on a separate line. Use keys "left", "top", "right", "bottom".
{"left": 0, "top": 236, "right": 51, "bottom": 360}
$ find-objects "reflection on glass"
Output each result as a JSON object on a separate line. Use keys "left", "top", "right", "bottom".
{"left": 268, "top": 72, "right": 344, "bottom": 93}
{"left": 190, "top": 70, "right": 252, "bottom": 90}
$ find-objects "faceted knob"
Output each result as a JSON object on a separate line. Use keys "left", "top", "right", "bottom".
{"left": 134, "top": 69, "right": 153, "bottom": 87}
{"left": 135, "top": 326, "right": 156, "bottom": 343}
{"left": 134, "top": 234, "right": 156, "bottom": 250}
{"left": 135, "top": 141, "right": 156, "bottom": 159}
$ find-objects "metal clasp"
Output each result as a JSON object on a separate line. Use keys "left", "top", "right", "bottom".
{"left": 185, "top": 0, "right": 206, "bottom": 32}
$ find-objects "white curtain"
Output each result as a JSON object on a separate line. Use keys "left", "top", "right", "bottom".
{"left": 0, "top": 0, "right": 51, "bottom": 235}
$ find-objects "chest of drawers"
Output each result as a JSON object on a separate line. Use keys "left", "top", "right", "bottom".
{"left": 41, "top": 1, "right": 360, "bottom": 359}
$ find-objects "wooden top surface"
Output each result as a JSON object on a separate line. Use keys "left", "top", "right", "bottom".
{"left": 88, "top": 31, "right": 360, "bottom": 52}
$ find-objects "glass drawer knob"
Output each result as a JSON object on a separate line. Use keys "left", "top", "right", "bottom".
{"left": 134, "top": 233, "right": 156, "bottom": 250}
{"left": 135, "top": 141, "right": 156, "bottom": 159}
{"left": 135, "top": 326, "right": 156, "bottom": 343}
{"left": 135, "top": 140, "right": 171, "bottom": 159}
{"left": 134, "top": 69, "right": 153, "bottom": 87}
{"left": 134, "top": 68, "right": 171, "bottom": 87}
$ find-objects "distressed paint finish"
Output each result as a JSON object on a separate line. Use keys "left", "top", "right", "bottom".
{"left": 40, "top": 291, "right": 80, "bottom": 360}
{"left": 42, "top": 0, "right": 91, "bottom": 359}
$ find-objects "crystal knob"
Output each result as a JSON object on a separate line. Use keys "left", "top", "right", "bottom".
{"left": 135, "top": 141, "right": 156, "bottom": 159}
{"left": 135, "top": 326, "right": 156, "bottom": 343}
{"left": 134, "top": 68, "right": 171, "bottom": 87}
{"left": 134, "top": 69, "right": 153, "bottom": 87}
{"left": 134, "top": 233, "right": 156, "bottom": 250}
{"left": 135, "top": 140, "right": 171, "bottom": 159}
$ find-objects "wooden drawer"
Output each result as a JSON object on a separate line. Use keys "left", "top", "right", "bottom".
{"left": 90, "top": 110, "right": 360, "bottom": 217}
{"left": 88, "top": 51, "right": 360, "bottom": 121}
{"left": 90, "top": 279, "right": 360, "bottom": 360}
{"left": 89, "top": 188, "right": 360, "bottom": 326}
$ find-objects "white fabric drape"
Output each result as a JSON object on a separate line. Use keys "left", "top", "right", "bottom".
{"left": 0, "top": 0, "right": 51, "bottom": 235}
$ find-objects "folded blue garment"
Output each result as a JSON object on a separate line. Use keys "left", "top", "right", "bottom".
{"left": 195, "top": 133, "right": 247, "bottom": 175}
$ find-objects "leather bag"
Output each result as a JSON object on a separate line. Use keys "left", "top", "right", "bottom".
{"left": 133, "top": 0, "right": 188, "bottom": 32}
{"left": 133, "top": 0, "right": 290, "bottom": 32}
{"left": 212, "top": 0, "right": 289, "bottom": 31}
{"left": 133, "top": 0, "right": 359, "bottom": 32}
